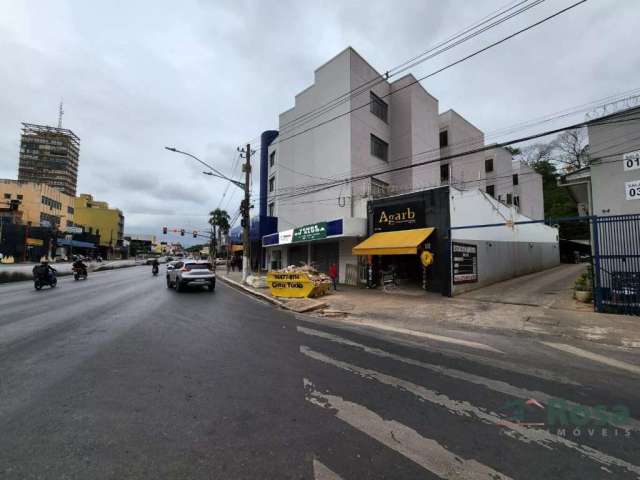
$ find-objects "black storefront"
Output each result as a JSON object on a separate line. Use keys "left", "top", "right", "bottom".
{"left": 364, "top": 187, "right": 452, "bottom": 296}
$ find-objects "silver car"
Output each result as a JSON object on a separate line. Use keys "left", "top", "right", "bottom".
{"left": 166, "top": 259, "right": 215, "bottom": 292}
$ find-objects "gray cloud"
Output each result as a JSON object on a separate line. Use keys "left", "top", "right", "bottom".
{"left": 1, "top": 0, "right": 639, "bottom": 243}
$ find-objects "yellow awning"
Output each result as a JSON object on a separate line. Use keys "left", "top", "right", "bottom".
{"left": 352, "top": 227, "right": 435, "bottom": 256}
{"left": 231, "top": 245, "right": 244, "bottom": 253}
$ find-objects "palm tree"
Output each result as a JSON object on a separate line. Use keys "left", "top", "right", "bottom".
{"left": 208, "top": 208, "right": 231, "bottom": 257}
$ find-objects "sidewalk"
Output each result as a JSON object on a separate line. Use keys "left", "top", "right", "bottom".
{"left": 218, "top": 270, "right": 640, "bottom": 350}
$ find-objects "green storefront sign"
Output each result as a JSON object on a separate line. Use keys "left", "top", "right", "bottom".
{"left": 293, "top": 222, "right": 327, "bottom": 242}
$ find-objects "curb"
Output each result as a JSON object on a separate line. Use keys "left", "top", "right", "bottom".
{"left": 217, "top": 275, "right": 288, "bottom": 309}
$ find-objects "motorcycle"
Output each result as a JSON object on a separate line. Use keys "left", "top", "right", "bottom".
{"left": 152, "top": 264, "right": 159, "bottom": 276}
{"left": 73, "top": 265, "right": 88, "bottom": 281}
{"left": 34, "top": 270, "right": 57, "bottom": 290}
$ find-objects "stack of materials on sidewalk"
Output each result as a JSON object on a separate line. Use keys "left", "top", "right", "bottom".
{"left": 267, "top": 264, "right": 331, "bottom": 298}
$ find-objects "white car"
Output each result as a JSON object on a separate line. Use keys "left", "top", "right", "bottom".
{"left": 166, "top": 259, "right": 215, "bottom": 292}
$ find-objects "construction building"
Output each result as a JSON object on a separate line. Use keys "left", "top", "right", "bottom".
{"left": 18, "top": 123, "right": 80, "bottom": 197}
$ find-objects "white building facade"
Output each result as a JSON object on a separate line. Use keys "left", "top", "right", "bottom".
{"left": 263, "top": 47, "right": 547, "bottom": 289}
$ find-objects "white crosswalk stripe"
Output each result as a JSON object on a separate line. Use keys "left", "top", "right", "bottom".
{"left": 301, "top": 345, "right": 640, "bottom": 476}
{"left": 297, "top": 326, "right": 640, "bottom": 432}
{"left": 313, "top": 458, "right": 343, "bottom": 480}
{"left": 541, "top": 342, "right": 640, "bottom": 375}
{"left": 305, "top": 378, "right": 513, "bottom": 480}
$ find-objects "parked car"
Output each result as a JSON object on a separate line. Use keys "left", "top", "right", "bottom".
{"left": 166, "top": 260, "right": 215, "bottom": 292}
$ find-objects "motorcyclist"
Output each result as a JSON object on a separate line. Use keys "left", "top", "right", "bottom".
{"left": 33, "top": 260, "right": 57, "bottom": 283}
{"left": 72, "top": 258, "right": 88, "bottom": 276}
{"left": 151, "top": 258, "right": 159, "bottom": 274}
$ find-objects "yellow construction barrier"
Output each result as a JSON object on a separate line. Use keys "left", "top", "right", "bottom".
{"left": 267, "top": 271, "right": 330, "bottom": 298}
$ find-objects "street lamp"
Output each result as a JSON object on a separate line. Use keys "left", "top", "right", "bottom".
{"left": 164, "top": 145, "right": 251, "bottom": 282}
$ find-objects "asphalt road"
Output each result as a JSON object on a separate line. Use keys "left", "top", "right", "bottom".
{"left": 1, "top": 266, "right": 639, "bottom": 479}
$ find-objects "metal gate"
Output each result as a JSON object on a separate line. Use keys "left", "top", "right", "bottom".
{"left": 593, "top": 214, "right": 640, "bottom": 315}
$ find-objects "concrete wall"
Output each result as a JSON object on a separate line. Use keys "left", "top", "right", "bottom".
{"left": 450, "top": 187, "right": 559, "bottom": 295}
{"left": 588, "top": 108, "right": 640, "bottom": 216}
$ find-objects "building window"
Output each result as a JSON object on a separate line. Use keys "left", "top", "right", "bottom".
{"left": 268, "top": 202, "right": 275, "bottom": 216}
{"left": 370, "top": 178, "right": 389, "bottom": 199}
{"left": 3, "top": 193, "right": 10, "bottom": 199}
{"left": 67, "top": 206, "right": 74, "bottom": 214}
{"left": 370, "top": 91, "right": 388, "bottom": 123}
{"left": 269, "top": 176, "right": 275, "bottom": 193}
{"left": 269, "top": 151, "right": 276, "bottom": 167}
{"left": 486, "top": 185, "right": 495, "bottom": 198}
{"left": 514, "top": 195, "right": 520, "bottom": 207}
{"left": 17, "top": 194, "right": 23, "bottom": 200}
{"left": 439, "top": 130, "right": 448, "bottom": 148}
{"left": 513, "top": 173, "right": 519, "bottom": 185}
{"left": 485, "top": 158, "right": 494, "bottom": 173}
{"left": 370, "top": 134, "right": 388, "bottom": 161}
{"left": 507, "top": 193, "right": 513, "bottom": 205}
{"left": 440, "top": 164, "right": 449, "bottom": 183}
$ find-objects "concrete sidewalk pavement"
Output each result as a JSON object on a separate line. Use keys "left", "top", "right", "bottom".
{"left": 218, "top": 269, "right": 640, "bottom": 350}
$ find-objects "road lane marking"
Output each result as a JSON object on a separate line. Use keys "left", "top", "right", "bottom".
{"left": 297, "top": 326, "right": 640, "bottom": 432}
{"left": 301, "top": 346, "right": 640, "bottom": 476}
{"left": 329, "top": 321, "right": 504, "bottom": 354}
{"left": 541, "top": 342, "right": 640, "bottom": 376}
{"left": 304, "top": 378, "right": 513, "bottom": 480}
{"left": 313, "top": 459, "right": 343, "bottom": 480}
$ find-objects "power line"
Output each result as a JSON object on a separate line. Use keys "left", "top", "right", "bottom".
{"left": 275, "top": 0, "right": 542, "bottom": 136}
{"left": 270, "top": 0, "right": 587, "bottom": 149}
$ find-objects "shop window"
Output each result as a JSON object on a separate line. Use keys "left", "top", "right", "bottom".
{"left": 485, "top": 158, "right": 494, "bottom": 173}
{"left": 439, "top": 130, "right": 448, "bottom": 148}
{"left": 370, "top": 91, "right": 388, "bottom": 123}
{"left": 486, "top": 185, "right": 495, "bottom": 198}
{"left": 513, "top": 173, "right": 519, "bottom": 185}
{"left": 440, "top": 164, "right": 449, "bottom": 183}
{"left": 370, "top": 134, "right": 388, "bottom": 161}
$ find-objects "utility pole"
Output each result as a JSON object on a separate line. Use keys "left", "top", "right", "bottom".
{"left": 239, "top": 143, "right": 252, "bottom": 283}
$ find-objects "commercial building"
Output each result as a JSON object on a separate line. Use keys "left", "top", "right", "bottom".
{"left": 0, "top": 179, "right": 76, "bottom": 229}
{"left": 74, "top": 194, "right": 124, "bottom": 257}
{"left": 18, "top": 123, "right": 80, "bottom": 197}
{"left": 261, "top": 47, "right": 550, "bottom": 292}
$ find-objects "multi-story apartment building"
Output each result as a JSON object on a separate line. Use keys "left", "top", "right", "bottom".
{"left": 18, "top": 123, "right": 80, "bottom": 197}
{"left": 74, "top": 194, "right": 125, "bottom": 255}
{"left": 0, "top": 179, "right": 76, "bottom": 229}
{"left": 261, "top": 47, "right": 551, "bottom": 290}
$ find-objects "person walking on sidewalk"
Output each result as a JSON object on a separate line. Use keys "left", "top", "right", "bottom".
{"left": 328, "top": 263, "right": 338, "bottom": 291}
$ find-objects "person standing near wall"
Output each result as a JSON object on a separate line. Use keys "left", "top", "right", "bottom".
{"left": 328, "top": 262, "right": 338, "bottom": 291}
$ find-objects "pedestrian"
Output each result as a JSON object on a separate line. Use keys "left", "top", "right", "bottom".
{"left": 328, "top": 262, "right": 338, "bottom": 291}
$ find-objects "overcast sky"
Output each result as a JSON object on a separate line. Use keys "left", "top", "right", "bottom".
{"left": 1, "top": 0, "right": 638, "bottom": 241}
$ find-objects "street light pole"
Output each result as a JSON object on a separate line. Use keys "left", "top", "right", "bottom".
{"left": 239, "top": 143, "right": 252, "bottom": 283}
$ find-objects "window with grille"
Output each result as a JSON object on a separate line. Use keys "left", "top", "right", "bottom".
{"left": 370, "top": 134, "right": 388, "bottom": 161}
{"left": 370, "top": 92, "right": 388, "bottom": 123}
{"left": 486, "top": 185, "right": 495, "bottom": 198}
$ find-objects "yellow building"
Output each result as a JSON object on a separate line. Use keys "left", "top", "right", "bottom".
{"left": 74, "top": 194, "right": 124, "bottom": 253}
{"left": 0, "top": 179, "right": 75, "bottom": 228}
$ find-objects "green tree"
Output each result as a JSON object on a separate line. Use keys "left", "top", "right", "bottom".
{"left": 530, "top": 160, "right": 589, "bottom": 240}
{"left": 208, "top": 208, "right": 231, "bottom": 257}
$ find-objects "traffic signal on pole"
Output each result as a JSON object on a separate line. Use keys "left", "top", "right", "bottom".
{"left": 162, "top": 226, "right": 168, "bottom": 234}
{"left": 180, "top": 229, "right": 185, "bottom": 236}
{"left": 193, "top": 231, "right": 197, "bottom": 238}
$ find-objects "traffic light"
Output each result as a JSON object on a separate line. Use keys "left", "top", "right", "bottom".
{"left": 162, "top": 226, "right": 168, "bottom": 235}
{"left": 192, "top": 230, "right": 197, "bottom": 238}
{"left": 180, "top": 229, "right": 185, "bottom": 236}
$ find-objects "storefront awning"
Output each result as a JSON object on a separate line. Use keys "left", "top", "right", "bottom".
{"left": 352, "top": 227, "right": 435, "bottom": 256}
{"left": 231, "top": 245, "right": 244, "bottom": 253}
